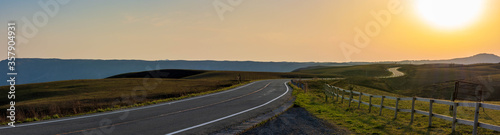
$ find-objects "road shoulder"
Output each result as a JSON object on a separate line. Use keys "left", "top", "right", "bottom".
{"left": 241, "top": 106, "right": 351, "bottom": 135}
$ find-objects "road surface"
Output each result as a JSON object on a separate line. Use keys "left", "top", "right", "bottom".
{"left": 0, "top": 79, "right": 292, "bottom": 135}
{"left": 379, "top": 67, "right": 405, "bottom": 78}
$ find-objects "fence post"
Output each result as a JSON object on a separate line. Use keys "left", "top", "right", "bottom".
{"left": 348, "top": 89, "right": 353, "bottom": 107}
{"left": 337, "top": 88, "right": 340, "bottom": 102}
{"left": 394, "top": 97, "right": 399, "bottom": 119}
{"left": 332, "top": 87, "right": 335, "bottom": 102}
{"left": 472, "top": 102, "right": 480, "bottom": 135}
{"left": 358, "top": 92, "right": 362, "bottom": 109}
{"left": 451, "top": 102, "right": 458, "bottom": 134}
{"left": 325, "top": 91, "right": 328, "bottom": 103}
{"left": 336, "top": 88, "right": 340, "bottom": 102}
{"left": 341, "top": 89, "right": 344, "bottom": 104}
{"left": 369, "top": 95, "right": 372, "bottom": 113}
{"left": 325, "top": 85, "right": 329, "bottom": 103}
{"left": 336, "top": 88, "right": 339, "bottom": 102}
{"left": 305, "top": 82, "right": 308, "bottom": 93}
{"left": 379, "top": 96, "right": 385, "bottom": 116}
{"left": 429, "top": 99, "right": 434, "bottom": 127}
{"left": 410, "top": 97, "right": 416, "bottom": 125}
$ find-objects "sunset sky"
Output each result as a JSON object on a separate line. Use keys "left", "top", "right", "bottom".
{"left": 1, "top": 0, "right": 499, "bottom": 62}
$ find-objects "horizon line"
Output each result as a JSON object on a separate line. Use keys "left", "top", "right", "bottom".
{"left": 2, "top": 53, "right": 499, "bottom": 63}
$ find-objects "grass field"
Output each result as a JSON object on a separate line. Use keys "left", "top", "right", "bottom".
{"left": 109, "top": 69, "right": 340, "bottom": 80}
{"left": 297, "top": 63, "right": 500, "bottom": 100}
{"left": 182, "top": 70, "right": 337, "bottom": 80}
{"left": 293, "top": 64, "right": 396, "bottom": 77}
{"left": 0, "top": 78, "right": 244, "bottom": 124}
{"left": 291, "top": 81, "right": 500, "bottom": 134}
{"left": 289, "top": 63, "right": 500, "bottom": 134}
{"left": 387, "top": 64, "right": 500, "bottom": 100}
{"left": 0, "top": 69, "right": 339, "bottom": 124}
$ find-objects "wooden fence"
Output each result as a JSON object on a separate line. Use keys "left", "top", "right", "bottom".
{"left": 324, "top": 84, "right": 500, "bottom": 135}
{"left": 291, "top": 80, "right": 308, "bottom": 92}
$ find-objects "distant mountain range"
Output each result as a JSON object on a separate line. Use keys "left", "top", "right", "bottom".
{"left": 0, "top": 59, "right": 357, "bottom": 86}
{"left": 398, "top": 53, "right": 500, "bottom": 65}
{"left": 1, "top": 53, "right": 499, "bottom": 86}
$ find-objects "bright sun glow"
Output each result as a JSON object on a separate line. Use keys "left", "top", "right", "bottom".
{"left": 415, "top": 0, "right": 485, "bottom": 30}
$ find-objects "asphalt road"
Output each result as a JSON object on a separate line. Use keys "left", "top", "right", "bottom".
{"left": 386, "top": 67, "right": 404, "bottom": 78}
{"left": 379, "top": 67, "right": 405, "bottom": 78}
{"left": 0, "top": 79, "right": 292, "bottom": 135}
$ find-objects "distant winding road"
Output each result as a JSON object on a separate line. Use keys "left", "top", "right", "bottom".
{"left": 379, "top": 67, "right": 405, "bottom": 78}
{"left": 0, "top": 79, "right": 292, "bottom": 135}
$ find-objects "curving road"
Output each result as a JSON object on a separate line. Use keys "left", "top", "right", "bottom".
{"left": 0, "top": 79, "right": 292, "bottom": 135}
{"left": 379, "top": 67, "right": 405, "bottom": 78}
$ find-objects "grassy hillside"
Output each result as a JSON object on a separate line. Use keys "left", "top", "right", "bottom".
{"left": 108, "top": 69, "right": 340, "bottom": 80}
{"left": 297, "top": 63, "right": 500, "bottom": 100}
{"left": 183, "top": 71, "right": 337, "bottom": 80}
{"left": 291, "top": 81, "right": 500, "bottom": 134}
{"left": 385, "top": 64, "right": 500, "bottom": 100}
{"left": 0, "top": 78, "right": 241, "bottom": 124}
{"left": 293, "top": 64, "right": 395, "bottom": 77}
{"left": 289, "top": 63, "right": 500, "bottom": 134}
{"left": 107, "top": 69, "right": 207, "bottom": 79}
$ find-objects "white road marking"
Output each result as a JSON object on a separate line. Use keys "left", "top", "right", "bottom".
{"left": 165, "top": 81, "right": 290, "bottom": 135}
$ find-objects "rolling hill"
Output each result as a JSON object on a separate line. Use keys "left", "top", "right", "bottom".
{"left": 1, "top": 53, "right": 498, "bottom": 86}
{"left": 0, "top": 59, "right": 349, "bottom": 86}
{"left": 399, "top": 53, "right": 500, "bottom": 64}
{"left": 296, "top": 63, "right": 500, "bottom": 100}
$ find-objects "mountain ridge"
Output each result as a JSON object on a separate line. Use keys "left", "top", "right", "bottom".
{"left": 398, "top": 53, "right": 500, "bottom": 64}
{"left": 1, "top": 53, "right": 498, "bottom": 86}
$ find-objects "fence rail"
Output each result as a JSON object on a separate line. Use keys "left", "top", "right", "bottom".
{"left": 323, "top": 84, "right": 500, "bottom": 135}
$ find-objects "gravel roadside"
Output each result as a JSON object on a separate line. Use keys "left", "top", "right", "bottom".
{"left": 242, "top": 107, "right": 350, "bottom": 135}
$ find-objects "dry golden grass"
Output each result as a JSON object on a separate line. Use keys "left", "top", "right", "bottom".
{"left": 0, "top": 78, "right": 240, "bottom": 123}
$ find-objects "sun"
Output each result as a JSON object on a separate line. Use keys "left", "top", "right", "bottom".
{"left": 415, "top": 0, "right": 485, "bottom": 30}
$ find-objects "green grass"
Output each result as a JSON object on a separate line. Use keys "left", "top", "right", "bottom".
{"left": 394, "top": 64, "right": 500, "bottom": 99}
{"left": 300, "top": 63, "right": 500, "bottom": 100}
{"left": 183, "top": 70, "right": 339, "bottom": 80}
{"left": 290, "top": 63, "right": 500, "bottom": 134}
{"left": 291, "top": 81, "right": 500, "bottom": 134}
{"left": 108, "top": 69, "right": 341, "bottom": 80}
{"left": 0, "top": 78, "right": 238, "bottom": 107}
{"left": 293, "top": 64, "right": 397, "bottom": 77}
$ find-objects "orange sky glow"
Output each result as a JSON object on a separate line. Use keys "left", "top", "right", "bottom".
{"left": 1, "top": 0, "right": 499, "bottom": 62}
